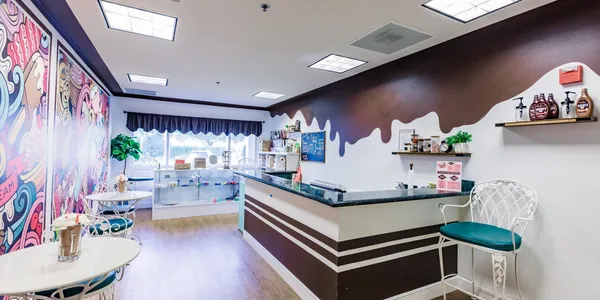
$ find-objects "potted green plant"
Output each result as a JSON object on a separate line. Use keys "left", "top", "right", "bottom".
{"left": 110, "top": 134, "right": 142, "bottom": 175}
{"left": 446, "top": 130, "right": 472, "bottom": 153}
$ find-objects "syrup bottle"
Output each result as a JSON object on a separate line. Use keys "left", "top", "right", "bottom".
{"left": 576, "top": 88, "right": 594, "bottom": 117}
{"left": 536, "top": 93, "right": 550, "bottom": 120}
{"left": 547, "top": 93, "right": 559, "bottom": 119}
{"left": 529, "top": 95, "right": 540, "bottom": 120}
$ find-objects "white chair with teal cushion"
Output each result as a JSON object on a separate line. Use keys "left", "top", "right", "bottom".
{"left": 82, "top": 193, "right": 134, "bottom": 240}
{"left": 438, "top": 180, "right": 538, "bottom": 300}
{"left": 40, "top": 215, "right": 122, "bottom": 300}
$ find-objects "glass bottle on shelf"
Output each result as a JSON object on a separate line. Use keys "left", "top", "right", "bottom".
{"left": 560, "top": 91, "right": 577, "bottom": 119}
{"left": 547, "top": 93, "right": 559, "bottom": 119}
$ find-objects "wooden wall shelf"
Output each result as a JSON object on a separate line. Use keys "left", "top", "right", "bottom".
{"left": 495, "top": 117, "right": 597, "bottom": 127}
{"left": 392, "top": 152, "right": 472, "bottom": 157}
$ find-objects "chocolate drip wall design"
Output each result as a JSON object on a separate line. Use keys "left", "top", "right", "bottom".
{"left": 269, "top": 0, "right": 600, "bottom": 156}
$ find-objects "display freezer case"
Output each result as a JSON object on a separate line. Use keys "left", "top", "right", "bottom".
{"left": 152, "top": 169, "right": 240, "bottom": 220}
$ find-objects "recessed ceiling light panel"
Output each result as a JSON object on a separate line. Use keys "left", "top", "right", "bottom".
{"left": 99, "top": 0, "right": 177, "bottom": 41}
{"left": 254, "top": 92, "right": 286, "bottom": 100}
{"left": 128, "top": 74, "right": 168, "bottom": 86}
{"left": 423, "top": 0, "right": 520, "bottom": 23}
{"left": 308, "top": 54, "right": 367, "bottom": 74}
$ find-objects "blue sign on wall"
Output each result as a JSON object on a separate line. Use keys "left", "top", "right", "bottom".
{"left": 301, "top": 131, "right": 326, "bottom": 163}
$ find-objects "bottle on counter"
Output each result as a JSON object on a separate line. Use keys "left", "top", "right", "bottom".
{"left": 576, "top": 88, "right": 594, "bottom": 117}
{"left": 417, "top": 139, "right": 424, "bottom": 152}
{"left": 547, "top": 93, "right": 559, "bottom": 119}
{"left": 560, "top": 91, "right": 577, "bottom": 119}
{"left": 407, "top": 163, "right": 414, "bottom": 191}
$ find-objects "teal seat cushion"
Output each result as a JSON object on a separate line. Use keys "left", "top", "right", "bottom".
{"left": 35, "top": 270, "right": 116, "bottom": 298}
{"left": 89, "top": 218, "right": 133, "bottom": 235}
{"left": 440, "top": 222, "right": 522, "bottom": 251}
{"left": 101, "top": 204, "right": 135, "bottom": 215}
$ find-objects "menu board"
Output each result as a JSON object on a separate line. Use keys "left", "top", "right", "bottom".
{"left": 301, "top": 131, "right": 326, "bottom": 162}
{"left": 436, "top": 161, "right": 462, "bottom": 192}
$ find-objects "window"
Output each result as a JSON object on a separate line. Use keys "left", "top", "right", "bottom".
{"left": 169, "top": 131, "right": 229, "bottom": 165}
{"left": 230, "top": 134, "right": 250, "bottom": 164}
{"left": 132, "top": 130, "right": 252, "bottom": 167}
{"left": 133, "top": 129, "right": 166, "bottom": 166}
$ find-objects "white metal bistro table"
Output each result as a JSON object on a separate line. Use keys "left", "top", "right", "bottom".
{"left": 85, "top": 191, "right": 152, "bottom": 244}
{"left": 0, "top": 237, "right": 140, "bottom": 299}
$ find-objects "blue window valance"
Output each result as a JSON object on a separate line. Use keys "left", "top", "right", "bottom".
{"left": 125, "top": 112, "right": 262, "bottom": 136}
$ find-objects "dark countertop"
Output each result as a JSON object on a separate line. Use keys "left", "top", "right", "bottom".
{"left": 234, "top": 170, "right": 472, "bottom": 208}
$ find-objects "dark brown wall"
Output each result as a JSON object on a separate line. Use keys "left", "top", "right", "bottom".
{"left": 269, "top": 0, "right": 600, "bottom": 156}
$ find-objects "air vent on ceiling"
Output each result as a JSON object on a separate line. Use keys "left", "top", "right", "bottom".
{"left": 350, "top": 22, "right": 433, "bottom": 55}
{"left": 124, "top": 88, "right": 157, "bottom": 97}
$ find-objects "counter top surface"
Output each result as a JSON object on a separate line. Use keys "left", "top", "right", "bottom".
{"left": 234, "top": 170, "right": 471, "bottom": 207}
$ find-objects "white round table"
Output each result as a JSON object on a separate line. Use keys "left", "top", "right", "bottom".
{"left": 86, "top": 191, "right": 152, "bottom": 244}
{"left": 85, "top": 191, "right": 153, "bottom": 205}
{"left": 0, "top": 237, "right": 140, "bottom": 297}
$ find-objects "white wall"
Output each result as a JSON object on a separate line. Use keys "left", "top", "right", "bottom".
{"left": 267, "top": 63, "right": 600, "bottom": 299}
{"left": 109, "top": 96, "right": 271, "bottom": 178}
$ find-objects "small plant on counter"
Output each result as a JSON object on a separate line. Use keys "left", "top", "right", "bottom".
{"left": 110, "top": 134, "right": 142, "bottom": 175}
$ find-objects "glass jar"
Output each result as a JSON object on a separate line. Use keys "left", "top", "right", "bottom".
{"left": 418, "top": 139, "right": 424, "bottom": 152}
{"left": 403, "top": 143, "right": 411, "bottom": 152}
{"left": 58, "top": 225, "right": 83, "bottom": 262}
{"left": 431, "top": 136, "right": 441, "bottom": 153}
{"left": 423, "top": 138, "right": 432, "bottom": 152}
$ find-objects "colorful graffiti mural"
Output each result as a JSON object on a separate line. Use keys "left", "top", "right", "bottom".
{"left": 0, "top": 0, "right": 50, "bottom": 256}
{"left": 52, "top": 46, "right": 109, "bottom": 221}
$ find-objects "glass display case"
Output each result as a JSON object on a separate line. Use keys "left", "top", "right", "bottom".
{"left": 152, "top": 169, "right": 240, "bottom": 220}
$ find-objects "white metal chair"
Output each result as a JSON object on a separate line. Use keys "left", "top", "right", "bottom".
{"left": 438, "top": 180, "right": 538, "bottom": 300}
{"left": 95, "top": 180, "right": 137, "bottom": 223}
{"left": 83, "top": 184, "right": 138, "bottom": 244}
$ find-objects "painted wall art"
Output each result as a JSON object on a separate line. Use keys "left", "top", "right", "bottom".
{"left": 0, "top": 0, "right": 51, "bottom": 256}
{"left": 52, "top": 46, "right": 109, "bottom": 221}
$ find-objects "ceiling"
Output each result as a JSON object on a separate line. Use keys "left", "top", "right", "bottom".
{"left": 66, "top": 0, "right": 556, "bottom": 108}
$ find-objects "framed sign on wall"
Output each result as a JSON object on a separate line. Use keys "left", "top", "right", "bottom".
{"left": 301, "top": 131, "right": 326, "bottom": 163}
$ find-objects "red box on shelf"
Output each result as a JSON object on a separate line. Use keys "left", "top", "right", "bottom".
{"left": 559, "top": 65, "right": 583, "bottom": 85}
{"left": 175, "top": 159, "right": 185, "bottom": 164}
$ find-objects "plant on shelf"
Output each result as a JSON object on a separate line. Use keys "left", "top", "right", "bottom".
{"left": 110, "top": 134, "right": 142, "bottom": 175}
{"left": 446, "top": 130, "right": 472, "bottom": 153}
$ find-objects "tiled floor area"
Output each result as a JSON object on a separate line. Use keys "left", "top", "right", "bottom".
{"left": 114, "top": 209, "right": 468, "bottom": 300}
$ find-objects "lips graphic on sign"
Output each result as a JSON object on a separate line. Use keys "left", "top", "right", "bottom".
{"left": 438, "top": 175, "right": 447, "bottom": 180}
{"left": 451, "top": 175, "right": 459, "bottom": 181}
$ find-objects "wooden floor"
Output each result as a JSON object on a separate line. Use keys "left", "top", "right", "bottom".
{"left": 114, "top": 209, "right": 469, "bottom": 300}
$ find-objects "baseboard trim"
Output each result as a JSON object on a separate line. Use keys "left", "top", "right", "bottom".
{"left": 243, "top": 231, "right": 319, "bottom": 300}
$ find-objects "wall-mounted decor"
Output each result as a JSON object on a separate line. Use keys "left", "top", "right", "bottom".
{"left": 559, "top": 65, "right": 583, "bottom": 85}
{"left": 301, "top": 131, "right": 326, "bottom": 163}
{"left": 269, "top": 0, "right": 600, "bottom": 156}
{"left": 52, "top": 45, "right": 110, "bottom": 222}
{"left": 0, "top": 0, "right": 51, "bottom": 256}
